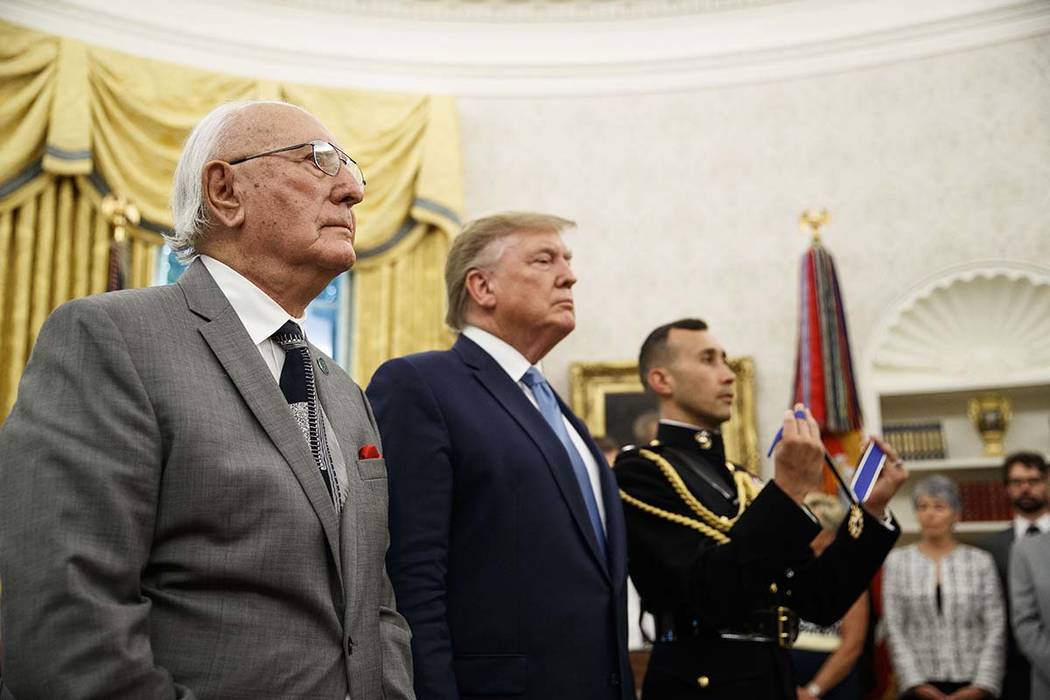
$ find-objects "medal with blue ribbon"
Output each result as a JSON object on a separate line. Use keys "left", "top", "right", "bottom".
{"left": 767, "top": 408, "right": 865, "bottom": 539}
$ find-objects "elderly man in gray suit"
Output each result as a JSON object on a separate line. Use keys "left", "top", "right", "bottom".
{"left": 0, "top": 101, "right": 414, "bottom": 699}
{"left": 1011, "top": 529, "right": 1050, "bottom": 700}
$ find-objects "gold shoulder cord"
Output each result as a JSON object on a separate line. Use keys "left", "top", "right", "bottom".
{"left": 619, "top": 489, "right": 731, "bottom": 544}
{"left": 619, "top": 449, "right": 759, "bottom": 544}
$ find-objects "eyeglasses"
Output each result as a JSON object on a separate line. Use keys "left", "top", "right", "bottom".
{"left": 228, "top": 140, "right": 365, "bottom": 188}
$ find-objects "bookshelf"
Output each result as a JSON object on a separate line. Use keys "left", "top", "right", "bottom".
{"left": 874, "top": 382, "right": 1050, "bottom": 545}
{"left": 859, "top": 262, "right": 1050, "bottom": 547}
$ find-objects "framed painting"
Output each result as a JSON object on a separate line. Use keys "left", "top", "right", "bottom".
{"left": 569, "top": 357, "right": 760, "bottom": 475}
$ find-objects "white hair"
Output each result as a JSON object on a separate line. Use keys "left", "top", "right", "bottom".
{"left": 168, "top": 99, "right": 301, "bottom": 261}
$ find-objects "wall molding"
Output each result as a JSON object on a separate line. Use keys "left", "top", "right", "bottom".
{"left": 3, "top": 0, "right": 1048, "bottom": 94}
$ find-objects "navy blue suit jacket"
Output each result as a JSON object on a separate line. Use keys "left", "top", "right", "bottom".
{"left": 367, "top": 335, "right": 634, "bottom": 700}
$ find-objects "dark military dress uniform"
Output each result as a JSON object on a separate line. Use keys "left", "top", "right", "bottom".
{"left": 614, "top": 422, "right": 898, "bottom": 699}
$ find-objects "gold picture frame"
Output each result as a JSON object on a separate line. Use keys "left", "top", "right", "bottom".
{"left": 569, "top": 357, "right": 760, "bottom": 475}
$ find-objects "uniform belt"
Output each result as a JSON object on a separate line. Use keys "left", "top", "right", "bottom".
{"left": 655, "top": 607, "right": 799, "bottom": 649}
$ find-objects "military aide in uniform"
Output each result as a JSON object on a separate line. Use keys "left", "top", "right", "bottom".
{"left": 615, "top": 319, "right": 908, "bottom": 699}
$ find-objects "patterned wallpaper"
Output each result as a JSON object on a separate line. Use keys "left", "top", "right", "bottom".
{"left": 457, "top": 34, "right": 1050, "bottom": 471}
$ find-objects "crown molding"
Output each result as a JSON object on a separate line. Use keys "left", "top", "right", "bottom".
{"left": 253, "top": 0, "right": 796, "bottom": 22}
{"left": 3, "top": 0, "right": 1048, "bottom": 95}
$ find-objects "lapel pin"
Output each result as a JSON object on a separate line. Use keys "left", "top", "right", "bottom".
{"left": 317, "top": 356, "right": 329, "bottom": 375}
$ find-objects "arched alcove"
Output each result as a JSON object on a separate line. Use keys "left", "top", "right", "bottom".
{"left": 860, "top": 259, "right": 1050, "bottom": 537}
{"left": 865, "top": 260, "right": 1050, "bottom": 401}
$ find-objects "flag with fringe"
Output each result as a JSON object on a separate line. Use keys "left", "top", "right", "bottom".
{"left": 792, "top": 240, "right": 864, "bottom": 491}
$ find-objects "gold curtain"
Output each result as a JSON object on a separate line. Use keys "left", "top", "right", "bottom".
{"left": 0, "top": 20, "right": 463, "bottom": 417}
{"left": 0, "top": 176, "right": 160, "bottom": 415}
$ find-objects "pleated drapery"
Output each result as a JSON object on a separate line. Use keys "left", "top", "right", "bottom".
{"left": 0, "top": 20, "right": 463, "bottom": 417}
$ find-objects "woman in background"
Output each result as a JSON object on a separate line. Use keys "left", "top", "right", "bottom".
{"left": 791, "top": 493, "right": 869, "bottom": 700}
{"left": 883, "top": 475, "right": 1005, "bottom": 700}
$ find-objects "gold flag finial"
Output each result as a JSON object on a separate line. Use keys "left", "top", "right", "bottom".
{"left": 100, "top": 193, "right": 142, "bottom": 291}
{"left": 799, "top": 208, "right": 830, "bottom": 245}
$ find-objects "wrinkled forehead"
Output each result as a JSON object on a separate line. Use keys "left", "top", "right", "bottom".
{"left": 219, "top": 103, "right": 335, "bottom": 159}
{"left": 480, "top": 227, "right": 569, "bottom": 267}
{"left": 504, "top": 228, "right": 570, "bottom": 254}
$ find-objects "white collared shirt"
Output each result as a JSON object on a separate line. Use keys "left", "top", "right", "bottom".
{"left": 1013, "top": 512, "right": 1050, "bottom": 540}
{"left": 461, "top": 325, "right": 606, "bottom": 530}
{"left": 200, "top": 256, "right": 305, "bottom": 382}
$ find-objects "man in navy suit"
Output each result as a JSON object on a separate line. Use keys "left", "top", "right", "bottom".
{"left": 367, "top": 212, "right": 633, "bottom": 700}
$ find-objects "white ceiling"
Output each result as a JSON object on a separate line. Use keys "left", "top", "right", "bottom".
{"left": 3, "top": 0, "right": 1048, "bottom": 94}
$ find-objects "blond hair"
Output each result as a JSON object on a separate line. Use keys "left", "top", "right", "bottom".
{"left": 444, "top": 212, "right": 576, "bottom": 330}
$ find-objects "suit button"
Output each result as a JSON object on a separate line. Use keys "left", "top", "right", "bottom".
{"left": 769, "top": 582, "right": 778, "bottom": 593}
{"left": 697, "top": 675, "right": 710, "bottom": 688}
{"left": 345, "top": 636, "right": 354, "bottom": 655}
{"left": 608, "top": 672, "right": 620, "bottom": 686}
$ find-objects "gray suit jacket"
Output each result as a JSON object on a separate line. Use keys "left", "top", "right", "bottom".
{"left": 978, "top": 527, "right": 1031, "bottom": 700}
{"left": 0, "top": 261, "right": 413, "bottom": 699}
{"left": 1010, "top": 530, "right": 1050, "bottom": 699}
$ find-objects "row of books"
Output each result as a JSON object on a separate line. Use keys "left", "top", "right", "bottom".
{"left": 882, "top": 421, "right": 946, "bottom": 461}
{"left": 958, "top": 481, "right": 1012, "bottom": 522}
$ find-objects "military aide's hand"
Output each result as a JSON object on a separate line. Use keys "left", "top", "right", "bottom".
{"left": 773, "top": 404, "right": 824, "bottom": 506}
{"left": 860, "top": 435, "right": 908, "bottom": 520}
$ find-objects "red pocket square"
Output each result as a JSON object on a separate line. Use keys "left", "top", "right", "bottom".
{"left": 358, "top": 444, "right": 381, "bottom": 459}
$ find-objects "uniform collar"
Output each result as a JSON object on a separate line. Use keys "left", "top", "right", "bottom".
{"left": 655, "top": 419, "right": 727, "bottom": 466}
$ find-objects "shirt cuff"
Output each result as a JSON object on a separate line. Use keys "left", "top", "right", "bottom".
{"left": 876, "top": 509, "right": 896, "bottom": 530}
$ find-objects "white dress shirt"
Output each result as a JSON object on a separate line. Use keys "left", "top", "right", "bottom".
{"left": 461, "top": 325, "right": 607, "bottom": 530}
{"left": 200, "top": 255, "right": 304, "bottom": 382}
{"left": 1014, "top": 512, "right": 1050, "bottom": 540}
{"left": 200, "top": 256, "right": 351, "bottom": 511}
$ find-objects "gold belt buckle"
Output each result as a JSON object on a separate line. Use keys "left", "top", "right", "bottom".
{"left": 776, "top": 606, "right": 796, "bottom": 649}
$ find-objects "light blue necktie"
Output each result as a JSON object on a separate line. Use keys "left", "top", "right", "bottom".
{"left": 522, "top": 367, "right": 607, "bottom": 560}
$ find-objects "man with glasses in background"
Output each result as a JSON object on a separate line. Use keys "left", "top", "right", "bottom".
{"left": 0, "top": 100, "right": 413, "bottom": 699}
{"left": 978, "top": 451, "right": 1050, "bottom": 699}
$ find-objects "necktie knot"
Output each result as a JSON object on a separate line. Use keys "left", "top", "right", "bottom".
{"left": 272, "top": 320, "right": 345, "bottom": 510}
{"left": 272, "top": 321, "right": 305, "bottom": 349}
{"left": 1026, "top": 523, "right": 1041, "bottom": 536}
{"left": 521, "top": 367, "right": 546, "bottom": 389}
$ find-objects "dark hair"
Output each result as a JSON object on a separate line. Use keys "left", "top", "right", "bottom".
{"left": 1003, "top": 451, "right": 1048, "bottom": 483}
{"left": 637, "top": 318, "right": 708, "bottom": 392}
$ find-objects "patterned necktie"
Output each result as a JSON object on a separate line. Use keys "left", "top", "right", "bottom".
{"left": 272, "top": 321, "right": 343, "bottom": 510}
{"left": 522, "top": 367, "right": 607, "bottom": 559}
